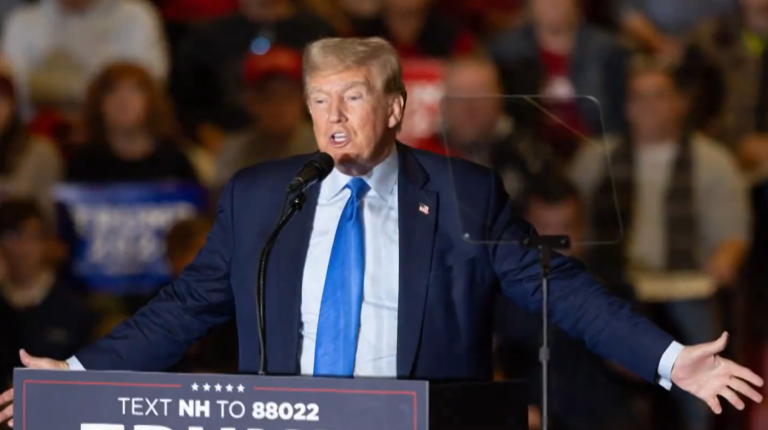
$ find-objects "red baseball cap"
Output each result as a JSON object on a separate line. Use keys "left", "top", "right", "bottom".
{"left": 242, "top": 46, "right": 303, "bottom": 86}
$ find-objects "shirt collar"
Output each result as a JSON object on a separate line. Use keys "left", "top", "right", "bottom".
{"left": 320, "top": 145, "right": 399, "bottom": 203}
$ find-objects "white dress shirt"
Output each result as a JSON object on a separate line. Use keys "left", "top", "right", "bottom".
{"left": 299, "top": 147, "right": 400, "bottom": 377}
{"left": 68, "top": 145, "right": 683, "bottom": 388}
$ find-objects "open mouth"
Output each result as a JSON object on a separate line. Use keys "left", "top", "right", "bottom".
{"left": 329, "top": 132, "right": 349, "bottom": 146}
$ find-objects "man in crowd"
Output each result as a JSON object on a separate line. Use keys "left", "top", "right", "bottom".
{"left": 439, "top": 55, "right": 545, "bottom": 206}
{"left": 495, "top": 175, "right": 646, "bottom": 430}
{"left": 1, "top": 0, "right": 167, "bottom": 120}
{"left": 570, "top": 58, "right": 750, "bottom": 430}
{"left": 170, "top": 0, "right": 336, "bottom": 133}
{"left": 487, "top": 0, "right": 629, "bottom": 161}
{"left": 0, "top": 37, "right": 763, "bottom": 428}
{"left": 213, "top": 46, "right": 317, "bottom": 191}
{"left": 0, "top": 199, "right": 97, "bottom": 392}
{"left": 682, "top": 0, "right": 768, "bottom": 147}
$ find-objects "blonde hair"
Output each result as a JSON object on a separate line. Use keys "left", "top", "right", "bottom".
{"left": 303, "top": 37, "right": 407, "bottom": 107}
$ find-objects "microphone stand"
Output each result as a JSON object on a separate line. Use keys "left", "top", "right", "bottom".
{"left": 520, "top": 234, "right": 570, "bottom": 430}
{"left": 256, "top": 191, "right": 307, "bottom": 375}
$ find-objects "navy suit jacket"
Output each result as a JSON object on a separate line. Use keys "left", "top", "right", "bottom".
{"left": 77, "top": 144, "right": 674, "bottom": 382}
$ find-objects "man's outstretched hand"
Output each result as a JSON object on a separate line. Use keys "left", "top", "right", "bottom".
{"left": 0, "top": 350, "right": 68, "bottom": 428}
{"left": 672, "top": 332, "right": 764, "bottom": 414}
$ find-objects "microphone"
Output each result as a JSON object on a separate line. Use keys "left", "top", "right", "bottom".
{"left": 256, "top": 152, "right": 333, "bottom": 375}
{"left": 287, "top": 153, "right": 335, "bottom": 193}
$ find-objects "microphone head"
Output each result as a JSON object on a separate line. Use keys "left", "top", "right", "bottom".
{"left": 310, "top": 152, "right": 335, "bottom": 181}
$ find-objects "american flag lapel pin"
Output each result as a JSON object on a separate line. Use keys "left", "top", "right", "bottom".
{"left": 419, "top": 203, "right": 429, "bottom": 215}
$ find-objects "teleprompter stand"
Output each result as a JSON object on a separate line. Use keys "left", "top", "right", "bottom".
{"left": 519, "top": 234, "right": 571, "bottom": 430}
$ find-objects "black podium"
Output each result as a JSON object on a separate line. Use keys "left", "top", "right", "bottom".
{"left": 430, "top": 380, "right": 528, "bottom": 430}
{"left": 15, "top": 368, "right": 527, "bottom": 430}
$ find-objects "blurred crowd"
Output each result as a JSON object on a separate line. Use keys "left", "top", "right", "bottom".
{"left": 0, "top": 0, "right": 767, "bottom": 430}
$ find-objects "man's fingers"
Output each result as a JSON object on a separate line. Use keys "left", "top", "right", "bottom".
{"left": 19, "top": 349, "right": 50, "bottom": 369}
{"left": 0, "top": 403, "right": 13, "bottom": 422}
{"left": 700, "top": 332, "right": 729, "bottom": 356}
{"left": 8, "top": 418, "right": 12, "bottom": 428}
{"left": 719, "top": 387, "right": 746, "bottom": 411}
{"left": 0, "top": 388, "right": 12, "bottom": 404}
{"left": 731, "top": 362, "right": 765, "bottom": 388}
{"left": 19, "top": 349, "right": 65, "bottom": 370}
{"left": 706, "top": 395, "right": 723, "bottom": 414}
{"left": 19, "top": 349, "right": 39, "bottom": 368}
{"left": 729, "top": 377, "right": 764, "bottom": 403}
{"left": 19, "top": 349, "right": 31, "bottom": 366}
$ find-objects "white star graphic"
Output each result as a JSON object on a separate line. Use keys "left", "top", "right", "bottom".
{"left": 226, "top": 384, "right": 233, "bottom": 392}
{"left": 215, "top": 383, "right": 222, "bottom": 392}
{"left": 191, "top": 383, "right": 199, "bottom": 391}
{"left": 203, "top": 383, "right": 211, "bottom": 392}
{"left": 237, "top": 384, "right": 245, "bottom": 393}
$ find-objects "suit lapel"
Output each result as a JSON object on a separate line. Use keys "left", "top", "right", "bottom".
{"left": 266, "top": 185, "right": 319, "bottom": 374}
{"left": 396, "top": 144, "right": 438, "bottom": 378}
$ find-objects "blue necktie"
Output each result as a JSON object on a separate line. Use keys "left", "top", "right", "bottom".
{"left": 314, "top": 177, "right": 369, "bottom": 377}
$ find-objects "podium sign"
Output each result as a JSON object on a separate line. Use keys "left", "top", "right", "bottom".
{"left": 15, "top": 369, "right": 428, "bottom": 430}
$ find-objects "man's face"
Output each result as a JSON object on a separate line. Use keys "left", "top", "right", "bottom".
{"left": 245, "top": 77, "right": 306, "bottom": 138}
{"left": 0, "top": 218, "right": 46, "bottom": 283}
{"left": 306, "top": 66, "right": 403, "bottom": 175}
{"left": 530, "top": 0, "right": 579, "bottom": 32}
{"left": 442, "top": 62, "right": 503, "bottom": 147}
{"left": 626, "top": 72, "right": 686, "bottom": 140}
{"left": 526, "top": 196, "right": 582, "bottom": 256}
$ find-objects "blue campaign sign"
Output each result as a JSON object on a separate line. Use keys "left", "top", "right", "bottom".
{"left": 14, "top": 369, "right": 428, "bottom": 430}
{"left": 54, "top": 182, "right": 208, "bottom": 295}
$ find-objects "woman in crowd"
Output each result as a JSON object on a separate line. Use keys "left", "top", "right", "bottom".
{"left": 66, "top": 63, "right": 200, "bottom": 184}
{"left": 0, "top": 65, "right": 62, "bottom": 218}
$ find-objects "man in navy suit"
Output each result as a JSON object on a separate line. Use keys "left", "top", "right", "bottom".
{"left": 0, "top": 37, "right": 763, "bottom": 426}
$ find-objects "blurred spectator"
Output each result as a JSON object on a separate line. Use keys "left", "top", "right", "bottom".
{"left": 570, "top": 60, "right": 749, "bottom": 430}
{"left": 150, "top": 0, "right": 238, "bottom": 72}
{"left": 66, "top": 62, "right": 199, "bottom": 184}
{"left": 495, "top": 175, "right": 647, "bottom": 430}
{"left": 438, "top": 0, "right": 526, "bottom": 37}
{"left": 170, "top": 0, "right": 336, "bottom": 133}
{"left": 214, "top": 46, "right": 315, "bottom": 190}
{"left": 0, "top": 198, "right": 97, "bottom": 390}
{"left": 0, "top": 63, "right": 63, "bottom": 221}
{"left": 155, "top": 0, "right": 237, "bottom": 24}
{"left": 1, "top": 0, "right": 168, "bottom": 120}
{"left": 165, "top": 216, "right": 238, "bottom": 374}
{"left": 439, "top": 55, "right": 546, "bottom": 205}
{"left": 298, "top": 0, "right": 379, "bottom": 35}
{"left": 487, "top": 0, "right": 629, "bottom": 161}
{"left": 619, "top": 0, "right": 735, "bottom": 59}
{"left": 0, "top": 0, "right": 24, "bottom": 38}
{"left": 354, "top": 0, "right": 476, "bottom": 59}
{"left": 683, "top": 0, "right": 768, "bottom": 148}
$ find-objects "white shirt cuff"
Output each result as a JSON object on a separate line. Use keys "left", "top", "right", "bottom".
{"left": 66, "top": 356, "right": 85, "bottom": 371}
{"left": 657, "top": 341, "right": 685, "bottom": 390}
